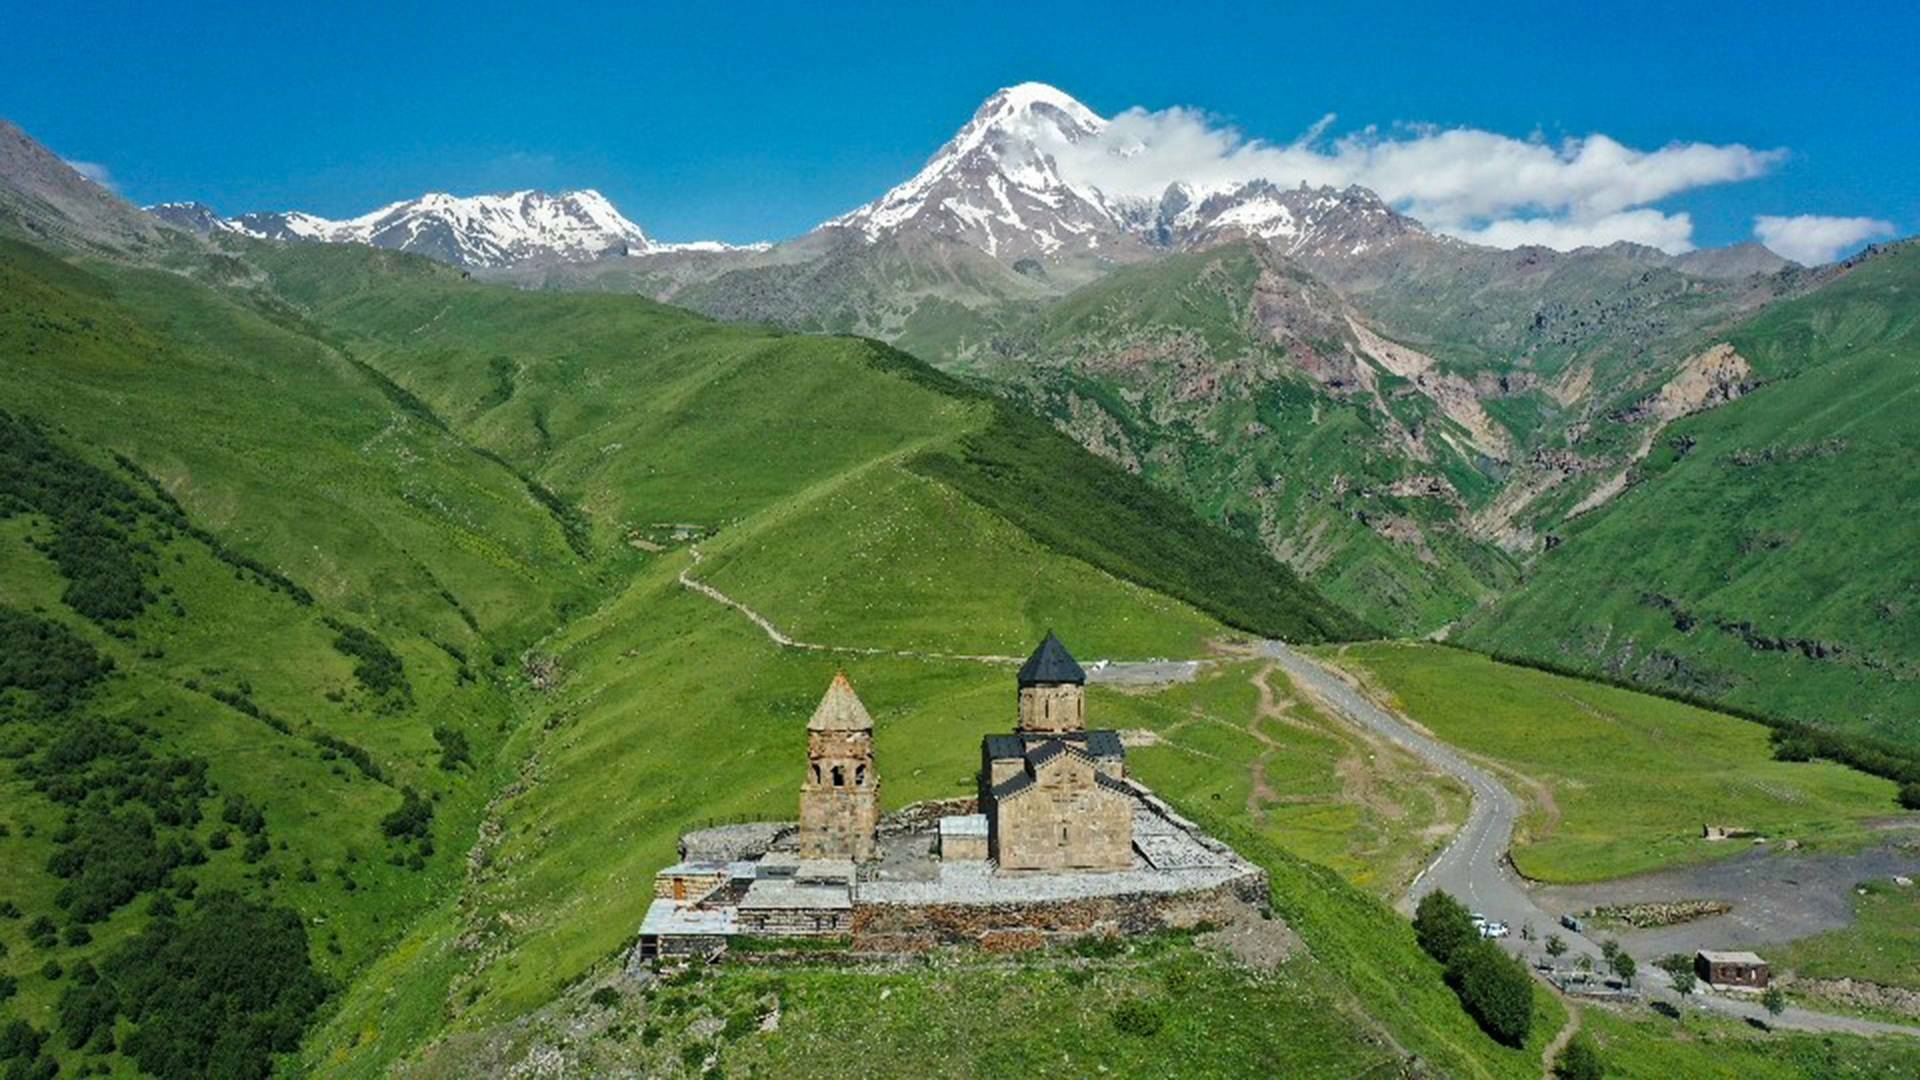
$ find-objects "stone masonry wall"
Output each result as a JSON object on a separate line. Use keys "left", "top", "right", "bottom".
{"left": 848, "top": 874, "right": 1268, "bottom": 953}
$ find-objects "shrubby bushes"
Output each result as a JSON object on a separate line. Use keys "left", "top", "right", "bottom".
{"left": 1, "top": 410, "right": 162, "bottom": 625}
{"left": 326, "top": 619, "right": 410, "bottom": 698}
{"left": 1412, "top": 889, "right": 1534, "bottom": 1047}
{"left": 0, "top": 606, "right": 114, "bottom": 711}
{"left": 58, "top": 891, "right": 329, "bottom": 1079}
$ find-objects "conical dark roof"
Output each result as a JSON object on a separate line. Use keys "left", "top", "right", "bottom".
{"left": 1017, "top": 632, "right": 1085, "bottom": 687}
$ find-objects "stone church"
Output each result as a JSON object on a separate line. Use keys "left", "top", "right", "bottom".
{"left": 980, "top": 632, "right": 1133, "bottom": 871}
{"left": 796, "top": 633, "right": 1133, "bottom": 872}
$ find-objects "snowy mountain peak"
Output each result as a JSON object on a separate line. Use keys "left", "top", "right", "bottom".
{"left": 825, "top": 84, "right": 1120, "bottom": 259}
{"left": 146, "top": 189, "right": 759, "bottom": 269}
{"left": 823, "top": 83, "right": 1426, "bottom": 265}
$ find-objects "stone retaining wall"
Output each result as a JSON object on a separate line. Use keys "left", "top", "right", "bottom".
{"left": 848, "top": 872, "right": 1266, "bottom": 953}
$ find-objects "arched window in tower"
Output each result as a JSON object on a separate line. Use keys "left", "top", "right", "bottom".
{"left": 831, "top": 765, "right": 846, "bottom": 787}
{"left": 811, "top": 764, "right": 821, "bottom": 784}
{"left": 855, "top": 763, "right": 867, "bottom": 787}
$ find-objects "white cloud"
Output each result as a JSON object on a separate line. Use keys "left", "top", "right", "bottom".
{"left": 1444, "top": 209, "right": 1697, "bottom": 253}
{"left": 1753, "top": 214, "right": 1897, "bottom": 265}
{"left": 64, "top": 159, "right": 117, "bottom": 192}
{"left": 1038, "top": 107, "right": 1786, "bottom": 253}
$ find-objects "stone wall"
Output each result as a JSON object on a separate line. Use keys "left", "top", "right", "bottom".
{"left": 993, "top": 756, "right": 1132, "bottom": 871}
{"left": 848, "top": 874, "right": 1267, "bottom": 953}
{"left": 737, "top": 907, "right": 854, "bottom": 936}
{"left": 1018, "top": 683, "right": 1086, "bottom": 733}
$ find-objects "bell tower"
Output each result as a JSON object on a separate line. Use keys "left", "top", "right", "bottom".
{"left": 1016, "top": 632, "right": 1087, "bottom": 734}
{"left": 797, "top": 672, "right": 880, "bottom": 862}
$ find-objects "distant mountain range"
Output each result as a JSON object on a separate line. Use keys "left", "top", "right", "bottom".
{"left": 146, "top": 189, "right": 765, "bottom": 269}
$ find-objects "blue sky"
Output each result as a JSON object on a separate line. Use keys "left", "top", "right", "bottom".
{"left": 5, "top": 0, "right": 1914, "bottom": 258}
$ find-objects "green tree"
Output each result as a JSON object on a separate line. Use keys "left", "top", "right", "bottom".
{"left": 1445, "top": 940, "right": 1534, "bottom": 1047}
{"left": 1762, "top": 986, "right": 1787, "bottom": 1017}
{"left": 1608, "top": 950, "right": 1637, "bottom": 985}
{"left": 1414, "top": 890, "right": 1478, "bottom": 964}
{"left": 1545, "top": 934, "right": 1567, "bottom": 960}
{"left": 1551, "top": 1034, "right": 1605, "bottom": 1080}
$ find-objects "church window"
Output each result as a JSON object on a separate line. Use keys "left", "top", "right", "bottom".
{"left": 831, "top": 765, "right": 846, "bottom": 787}
{"left": 855, "top": 763, "right": 867, "bottom": 786}
{"left": 811, "top": 764, "right": 821, "bottom": 784}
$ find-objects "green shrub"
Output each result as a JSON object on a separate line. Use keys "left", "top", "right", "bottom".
{"left": 1444, "top": 941, "right": 1533, "bottom": 1047}
{"left": 106, "top": 891, "right": 330, "bottom": 1079}
{"left": 1551, "top": 1034, "right": 1604, "bottom": 1079}
{"left": 587, "top": 986, "right": 621, "bottom": 1009}
{"left": 1110, "top": 998, "right": 1165, "bottom": 1037}
{"left": 1413, "top": 890, "right": 1477, "bottom": 964}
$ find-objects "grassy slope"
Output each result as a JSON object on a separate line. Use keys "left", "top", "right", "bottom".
{"left": 1459, "top": 244, "right": 1920, "bottom": 747}
{"left": 251, "top": 238, "right": 1361, "bottom": 646}
{"left": 1325, "top": 643, "right": 1899, "bottom": 882}
{"left": 1098, "top": 661, "right": 1471, "bottom": 896}
{"left": 0, "top": 240, "right": 572, "bottom": 1076}
{"left": 981, "top": 244, "right": 1517, "bottom": 635}
{"left": 1772, "top": 878, "right": 1920, "bottom": 991}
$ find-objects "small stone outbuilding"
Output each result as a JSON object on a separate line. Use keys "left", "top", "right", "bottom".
{"left": 1695, "top": 949, "right": 1770, "bottom": 989}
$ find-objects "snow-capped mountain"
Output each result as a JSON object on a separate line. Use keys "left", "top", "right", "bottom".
{"left": 822, "top": 83, "right": 1427, "bottom": 264}
{"left": 145, "top": 190, "right": 761, "bottom": 269}
{"left": 1138, "top": 180, "right": 1428, "bottom": 261}
{"left": 824, "top": 83, "right": 1126, "bottom": 260}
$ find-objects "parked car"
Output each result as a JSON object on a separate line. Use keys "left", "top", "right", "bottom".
{"left": 1481, "top": 921, "right": 1510, "bottom": 939}
{"left": 1560, "top": 914, "right": 1583, "bottom": 932}
{"left": 1469, "top": 912, "right": 1488, "bottom": 927}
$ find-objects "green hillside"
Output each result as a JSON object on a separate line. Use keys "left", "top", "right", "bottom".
{"left": 0, "top": 227, "right": 1365, "bottom": 1076}
{"left": 1459, "top": 243, "right": 1920, "bottom": 748}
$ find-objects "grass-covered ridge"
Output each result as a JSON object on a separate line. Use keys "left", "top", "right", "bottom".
{"left": 1459, "top": 243, "right": 1920, "bottom": 749}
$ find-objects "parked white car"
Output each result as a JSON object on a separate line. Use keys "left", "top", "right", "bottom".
{"left": 1481, "top": 921, "right": 1510, "bottom": 939}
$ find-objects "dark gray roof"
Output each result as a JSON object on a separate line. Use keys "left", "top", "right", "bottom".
{"left": 991, "top": 773, "right": 1035, "bottom": 800}
{"left": 1093, "top": 772, "right": 1133, "bottom": 796}
{"left": 1027, "top": 738, "right": 1073, "bottom": 768}
{"left": 981, "top": 730, "right": 1124, "bottom": 761}
{"left": 1017, "top": 632, "right": 1086, "bottom": 687}
{"left": 983, "top": 733, "right": 1026, "bottom": 761}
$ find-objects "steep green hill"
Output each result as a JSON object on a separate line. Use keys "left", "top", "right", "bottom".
{"left": 1459, "top": 243, "right": 1920, "bottom": 747}
{"left": 0, "top": 223, "right": 1362, "bottom": 1076}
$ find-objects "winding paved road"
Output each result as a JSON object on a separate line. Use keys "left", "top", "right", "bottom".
{"left": 1267, "top": 641, "right": 1920, "bottom": 1040}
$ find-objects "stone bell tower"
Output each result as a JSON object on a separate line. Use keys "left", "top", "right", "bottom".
{"left": 797, "top": 672, "right": 880, "bottom": 862}
{"left": 1016, "top": 631, "right": 1087, "bottom": 734}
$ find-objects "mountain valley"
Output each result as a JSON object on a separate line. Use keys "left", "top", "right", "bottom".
{"left": 1, "top": 71, "right": 1917, "bottom": 1080}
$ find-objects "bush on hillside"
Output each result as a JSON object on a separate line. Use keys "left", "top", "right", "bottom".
{"left": 326, "top": 620, "right": 410, "bottom": 698}
{"left": 93, "top": 891, "right": 329, "bottom": 1079}
{"left": 0, "top": 606, "right": 115, "bottom": 712}
{"left": 1444, "top": 940, "right": 1534, "bottom": 1047}
{"left": 1551, "top": 1034, "right": 1604, "bottom": 1079}
{"left": 1413, "top": 890, "right": 1478, "bottom": 964}
{"left": 1899, "top": 781, "right": 1920, "bottom": 811}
